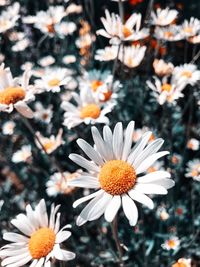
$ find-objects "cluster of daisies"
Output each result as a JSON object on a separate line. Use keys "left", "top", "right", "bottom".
{"left": 0, "top": 0, "right": 199, "bottom": 267}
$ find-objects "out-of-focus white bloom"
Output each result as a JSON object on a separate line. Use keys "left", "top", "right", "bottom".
{"left": 55, "top": 21, "right": 77, "bottom": 38}
{"left": 66, "top": 3, "right": 82, "bottom": 15}
{"left": 68, "top": 121, "right": 174, "bottom": 226}
{"left": 156, "top": 206, "right": 170, "bottom": 221}
{"left": 35, "top": 129, "right": 64, "bottom": 154}
{"left": 12, "top": 145, "right": 32, "bottom": 163}
{"left": 46, "top": 171, "right": 81, "bottom": 196}
{"left": 153, "top": 59, "right": 174, "bottom": 77}
{"left": 34, "top": 68, "right": 72, "bottom": 93}
{"left": 0, "top": 2, "right": 20, "bottom": 33}
{"left": 0, "top": 199, "right": 75, "bottom": 266}
{"left": 38, "top": 55, "right": 55, "bottom": 67}
{"left": 0, "top": 0, "right": 10, "bottom": 6}
{"left": 155, "top": 25, "right": 185, "bottom": 41}
{"left": 0, "top": 54, "right": 5, "bottom": 63}
{"left": 172, "top": 258, "right": 191, "bottom": 267}
{"left": 21, "top": 62, "right": 34, "bottom": 71}
{"left": 185, "top": 159, "right": 200, "bottom": 181}
{"left": 95, "top": 46, "right": 118, "bottom": 61}
{"left": 61, "top": 87, "right": 115, "bottom": 129}
{"left": 63, "top": 55, "right": 76, "bottom": 65}
{"left": 187, "top": 138, "right": 199, "bottom": 151}
{"left": 23, "top": 6, "right": 67, "bottom": 37}
{"left": 34, "top": 102, "right": 53, "bottom": 124}
{"left": 76, "top": 33, "right": 96, "bottom": 49}
{"left": 97, "top": 10, "right": 149, "bottom": 44}
{"left": 151, "top": 8, "right": 178, "bottom": 26}
{"left": 132, "top": 127, "right": 155, "bottom": 143}
{"left": 173, "top": 64, "right": 200, "bottom": 86}
{"left": 182, "top": 17, "right": 200, "bottom": 38}
{"left": 162, "top": 237, "right": 180, "bottom": 250}
{"left": 188, "top": 35, "right": 200, "bottom": 43}
{"left": 12, "top": 38, "right": 30, "bottom": 52}
{"left": 8, "top": 31, "right": 25, "bottom": 42}
{"left": 2, "top": 120, "right": 16, "bottom": 135}
{"left": 0, "top": 63, "right": 35, "bottom": 118}
{"left": 146, "top": 76, "right": 187, "bottom": 105}
{"left": 119, "top": 45, "right": 146, "bottom": 68}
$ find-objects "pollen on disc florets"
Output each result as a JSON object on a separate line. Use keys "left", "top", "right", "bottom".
{"left": 28, "top": 227, "right": 56, "bottom": 259}
{"left": 0, "top": 87, "right": 25, "bottom": 105}
{"left": 80, "top": 104, "right": 101, "bottom": 119}
{"left": 48, "top": 78, "right": 60, "bottom": 87}
{"left": 99, "top": 160, "right": 136, "bottom": 195}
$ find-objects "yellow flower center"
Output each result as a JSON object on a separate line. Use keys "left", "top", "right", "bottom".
{"left": 181, "top": 71, "right": 192, "bottom": 78}
{"left": 123, "top": 26, "right": 132, "bottom": 38}
{"left": 80, "top": 104, "right": 101, "bottom": 119}
{"left": 43, "top": 141, "right": 55, "bottom": 152}
{"left": 167, "top": 239, "right": 176, "bottom": 248}
{"left": 184, "top": 26, "right": 193, "bottom": 34}
{"left": 161, "top": 83, "right": 172, "bottom": 92}
{"left": 99, "top": 160, "right": 136, "bottom": 195}
{"left": 164, "top": 31, "right": 174, "bottom": 38}
{"left": 28, "top": 228, "right": 56, "bottom": 259}
{"left": 172, "top": 262, "right": 188, "bottom": 267}
{"left": 91, "top": 80, "right": 103, "bottom": 92}
{"left": 46, "top": 23, "right": 55, "bottom": 33}
{"left": 0, "top": 87, "right": 25, "bottom": 105}
{"left": 48, "top": 78, "right": 60, "bottom": 87}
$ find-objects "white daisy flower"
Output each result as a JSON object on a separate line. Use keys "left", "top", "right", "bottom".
{"left": 118, "top": 45, "right": 146, "bottom": 68}
{"left": 12, "top": 38, "right": 30, "bottom": 52}
{"left": 34, "top": 102, "right": 53, "bottom": 124}
{"left": 153, "top": 59, "right": 174, "bottom": 77}
{"left": 188, "top": 34, "right": 200, "bottom": 44}
{"left": 0, "top": 199, "right": 75, "bottom": 266}
{"left": 154, "top": 25, "right": 185, "bottom": 41}
{"left": 156, "top": 206, "right": 169, "bottom": 221}
{"left": 146, "top": 76, "right": 186, "bottom": 105}
{"left": 62, "top": 55, "right": 76, "bottom": 65}
{"left": 150, "top": 8, "right": 178, "bottom": 26}
{"left": 55, "top": 21, "right": 77, "bottom": 38}
{"left": 173, "top": 64, "right": 200, "bottom": 86}
{"left": 162, "top": 236, "right": 180, "bottom": 250}
{"left": 61, "top": 87, "right": 115, "bottom": 129}
{"left": 34, "top": 68, "right": 72, "bottom": 93}
{"left": 2, "top": 120, "right": 16, "bottom": 135}
{"left": 0, "top": 2, "right": 20, "bottom": 33}
{"left": 0, "top": 63, "right": 35, "bottom": 118}
{"left": 68, "top": 121, "right": 174, "bottom": 226}
{"left": 185, "top": 159, "right": 200, "bottom": 181}
{"left": 182, "top": 17, "right": 200, "bottom": 38}
{"left": 187, "top": 138, "right": 199, "bottom": 151}
{"left": 96, "top": 10, "right": 149, "bottom": 44}
{"left": 12, "top": 145, "right": 32, "bottom": 163}
{"left": 35, "top": 129, "right": 63, "bottom": 154}
{"left": 46, "top": 171, "right": 80, "bottom": 196}
{"left": 172, "top": 258, "right": 191, "bottom": 267}
{"left": 38, "top": 56, "right": 55, "bottom": 67}
{"left": 95, "top": 46, "right": 119, "bottom": 61}
{"left": 65, "top": 3, "right": 83, "bottom": 15}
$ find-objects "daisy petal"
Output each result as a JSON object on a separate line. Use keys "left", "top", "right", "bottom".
{"left": 128, "top": 189, "right": 154, "bottom": 209}
{"left": 122, "top": 194, "right": 138, "bottom": 226}
{"left": 104, "top": 195, "right": 121, "bottom": 222}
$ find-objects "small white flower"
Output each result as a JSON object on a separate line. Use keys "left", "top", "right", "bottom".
{"left": 173, "top": 63, "right": 200, "bottom": 86}
{"left": 34, "top": 68, "right": 72, "bottom": 93}
{"left": 12, "top": 145, "right": 32, "bottom": 163}
{"left": 35, "top": 129, "right": 63, "bottom": 154}
{"left": 0, "top": 199, "right": 75, "bottom": 266}
{"left": 154, "top": 25, "right": 185, "bottom": 41}
{"left": 38, "top": 56, "right": 55, "bottom": 67}
{"left": 182, "top": 17, "right": 200, "bottom": 38}
{"left": 55, "top": 21, "right": 77, "bottom": 38}
{"left": 153, "top": 59, "right": 174, "bottom": 77}
{"left": 150, "top": 8, "right": 178, "bottom": 26}
{"left": 61, "top": 87, "right": 115, "bottom": 129}
{"left": 156, "top": 206, "right": 169, "bottom": 221}
{"left": 0, "top": 63, "right": 35, "bottom": 118}
{"left": 65, "top": 3, "right": 83, "bottom": 15}
{"left": 68, "top": 121, "right": 174, "bottom": 226}
{"left": 162, "top": 236, "right": 180, "bottom": 250}
{"left": 0, "top": 2, "right": 20, "bottom": 33}
{"left": 146, "top": 76, "right": 186, "bottom": 105}
{"left": 95, "top": 46, "right": 119, "bottom": 61}
{"left": 187, "top": 138, "right": 199, "bottom": 151}
{"left": 34, "top": 102, "right": 53, "bottom": 124}
{"left": 97, "top": 10, "right": 149, "bottom": 44}
{"left": 2, "top": 120, "right": 16, "bottom": 135}
{"left": 12, "top": 38, "right": 30, "bottom": 52}
{"left": 62, "top": 55, "right": 76, "bottom": 65}
{"left": 118, "top": 45, "right": 146, "bottom": 68}
{"left": 185, "top": 159, "right": 200, "bottom": 181}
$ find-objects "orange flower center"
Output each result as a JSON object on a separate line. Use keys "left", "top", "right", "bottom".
{"left": 172, "top": 262, "right": 188, "bottom": 267}
{"left": 48, "top": 78, "right": 60, "bottom": 87}
{"left": 43, "top": 141, "right": 55, "bottom": 152}
{"left": 101, "top": 90, "right": 112, "bottom": 102}
{"left": 164, "top": 31, "right": 174, "bottom": 38}
{"left": 0, "top": 87, "right": 25, "bottom": 105}
{"left": 80, "top": 104, "right": 101, "bottom": 119}
{"left": 99, "top": 160, "right": 136, "bottom": 195}
{"left": 167, "top": 239, "right": 176, "bottom": 248}
{"left": 28, "top": 228, "right": 56, "bottom": 259}
{"left": 161, "top": 83, "right": 172, "bottom": 92}
{"left": 91, "top": 80, "right": 103, "bottom": 92}
{"left": 123, "top": 26, "right": 132, "bottom": 38}
{"left": 46, "top": 23, "right": 55, "bottom": 33}
{"left": 181, "top": 71, "right": 192, "bottom": 78}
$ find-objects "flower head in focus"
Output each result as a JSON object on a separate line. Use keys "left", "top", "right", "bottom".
{"left": 118, "top": 45, "right": 146, "bottom": 68}
{"left": 173, "top": 64, "right": 200, "bottom": 86}
{"left": 153, "top": 59, "right": 174, "bottom": 77}
{"left": 68, "top": 121, "right": 174, "bottom": 226}
{"left": 182, "top": 17, "right": 200, "bottom": 38}
{"left": 0, "top": 199, "right": 75, "bottom": 266}
{"left": 150, "top": 8, "right": 178, "bottom": 26}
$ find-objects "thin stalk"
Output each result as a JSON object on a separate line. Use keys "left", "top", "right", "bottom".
{"left": 111, "top": 216, "right": 124, "bottom": 267}
{"left": 190, "top": 49, "right": 200, "bottom": 64}
{"left": 118, "top": 0, "right": 124, "bottom": 23}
